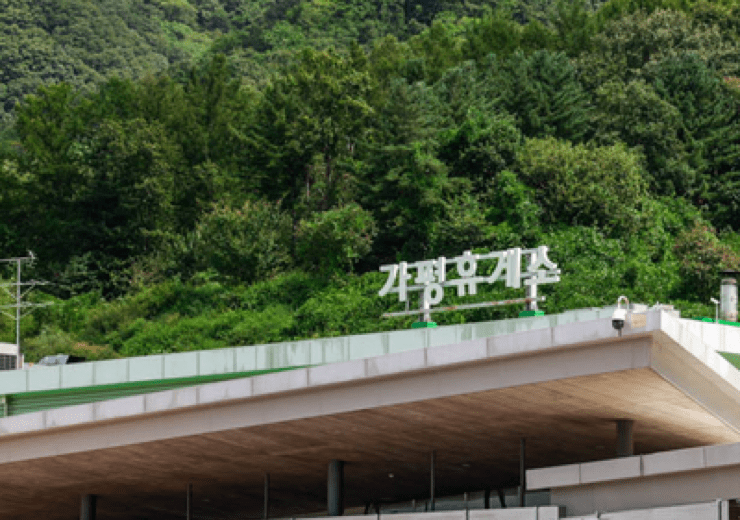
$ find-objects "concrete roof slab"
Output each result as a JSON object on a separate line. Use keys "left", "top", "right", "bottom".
{"left": 94, "top": 395, "right": 144, "bottom": 422}
{"left": 198, "top": 377, "right": 252, "bottom": 404}
{"left": 308, "top": 359, "right": 367, "bottom": 387}
{"left": 642, "top": 446, "right": 706, "bottom": 476}
{"left": 253, "top": 367, "right": 309, "bottom": 396}
{"left": 366, "top": 349, "right": 426, "bottom": 378}
{"left": 579, "top": 456, "right": 641, "bottom": 485}
{"left": 145, "top": 386, "right": 197, "bottom": 413}
{"left": 0, "top": 309, "right": 739, "bottom": 519}
{"left": 487, "top": 327, "right": 552, "bottom": 358}
{"left": 704, "top": 442, "right": 740, "bottom": 468}
{"left": 426, "top": 339, "right": 487, "bottom": 367}
{"left": 45, "top": 402, "right": 94, "bottom": 429}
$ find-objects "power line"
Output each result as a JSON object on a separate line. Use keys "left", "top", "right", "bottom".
{"left": 0, "top": 252, "right": 52, "bottom": 368}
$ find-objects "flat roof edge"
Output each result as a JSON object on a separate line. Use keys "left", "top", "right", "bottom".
{"left": 0, "top": 322, "right": 658, "bottom": 442}
{"left": 0, "top": 305, "right": 632, "bottom": 396}
{"left": 527, "top": 442, "right": 740, "bottom": 491}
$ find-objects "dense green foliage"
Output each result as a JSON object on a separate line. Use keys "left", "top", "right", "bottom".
{"left": 3, "top": 0, "right": 740, "bottom": 362}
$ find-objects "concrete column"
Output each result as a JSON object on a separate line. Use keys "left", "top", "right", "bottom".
{"left": 483, "top": 489, "right": 490, "bottom": 509}
{"left": 80, "top": 494, "right": 96, "bottom": 520}
{"left": 519, "top": 438, "right": 526, "bottom": 507}
{"left": 263, "top": 473, "right": 270, "bottom": 520}
{"left": 186, "top": 483, "right": 193, "bottom": 520}
{"left": 497, "top": 489, "right": 507, "bottom": 509}
{"left": 430, "top": 450, "right": 436, "bottom": 512}
{"left": 616, "top": 419, "right": 634, "bottom": 457}
{"left": 327, "top": 460, "right": 344, "bottom": 516}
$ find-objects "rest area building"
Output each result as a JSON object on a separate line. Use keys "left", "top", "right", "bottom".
{"left": 2, "top": 305, "right": 740, "bottom": 519}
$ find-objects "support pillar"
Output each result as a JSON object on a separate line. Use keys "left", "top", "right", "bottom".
{"left": 616, "top": 419, "right": 634, "bottom": 457}
{"left": 483, "top": 489, "right": 490, "bottom": 509}
{"left": 328, "top": 460, "right": 344, "bottom": 516}
{"left": 263, "top": 473, "right": 270, "bottom": 520}
{"left": 186, "top": 483, "right": 193, "bottom": 520}
{"left": 518, "top": 438, "right": 526, "bottom": 508}
{"left": 80, "top": 494, "right": 96, "bottom": 520}
{"left": 497, "top": 489, "right": 507, "bottom": 509}
{"left": 430, "top": 450, "right": 436, "bottom": 512}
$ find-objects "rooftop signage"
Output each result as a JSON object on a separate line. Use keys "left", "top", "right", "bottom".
{"left": 379, "top": 246, "right": 561, "bottom": 319}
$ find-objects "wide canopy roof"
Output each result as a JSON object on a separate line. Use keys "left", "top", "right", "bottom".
{"left": 0, "top": 308, "right": 739, "bottom": 519}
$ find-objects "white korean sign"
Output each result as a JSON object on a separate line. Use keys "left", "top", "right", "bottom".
{"left": 378, "top": 246, "right": 561, "bottom": 309}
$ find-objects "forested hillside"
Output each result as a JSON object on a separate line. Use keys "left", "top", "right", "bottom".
{"left": 0, "top": 0, "right": 556, "bottom": 127}
{"left": 2, "top": 0, "right": 740, "bottom": 362}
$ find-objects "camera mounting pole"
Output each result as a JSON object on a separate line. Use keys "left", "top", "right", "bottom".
{"left": 0, "top": 253, "right": 51, "bottom": 368}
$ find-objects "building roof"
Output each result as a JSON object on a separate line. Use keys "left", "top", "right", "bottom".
{"left": 0, "top": 306, "right": 630, "bottom": 416}
{"left": 0, "top": 306, "right": 739, "bottom": 519}
{"left": 3, "top": 306, "right": 624, "bottom": 396}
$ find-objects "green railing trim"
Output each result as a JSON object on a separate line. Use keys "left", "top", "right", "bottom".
{"left": 2, "top": 366, "right": 306, "bottom": 417}
{"left": 13, "top": 366, "right": 300, "bottom": 400}
{"left": 692, "top": 317, "right": 740, "bottom": 327}
{"left": 719, "top": 352, "right": 740, "bottom": 369}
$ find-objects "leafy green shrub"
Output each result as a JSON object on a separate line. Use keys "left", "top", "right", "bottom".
{"left": 23, "top": 327, "right": 119, "bottom": 363}
{"left": 115, "top": 306, "right": 296, "bottom": 356}
{"left": 483, "top": 169, "right": 542, "bottom": 250}
{"left": 294, "top": 272, "right": 398, "bottom": 337}
{"left": 192, "top": 200, "right": 292, "bottom": 283}
{"left": 537, "top": 225, "right": 682, "bottom": 313}
{"left": 228, "top": 271, "right": 326, "bottom": 311}
{"left": 516, "top": 138, "right": 648, "bottom": 235}
{"left": 296, "top": 204, "right": 376, "bottom": 276}
{"left": 674, "top": 221, "right": 740, "bottom": 301}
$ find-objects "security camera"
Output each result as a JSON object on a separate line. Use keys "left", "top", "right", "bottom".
{"left": 612, "top": 295, "right": 630, "bottom": 331}
{"left": 612, "top": 307, "right": 627, "bottom": 330}
{"left": 711, "top": 298, "right": 719, "bottom": 305}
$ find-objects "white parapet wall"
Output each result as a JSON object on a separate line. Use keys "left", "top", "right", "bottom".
{"left": 564, "top": 500, "right": 728, "bottom": 520}
{"left": 291, "top": 503, "right": 729, "bottom": 520}
{"left": 528, "top": 443, "right": 740, "bottom": 516}
{"left": 309, "top": 509, "right": 563, "bottom": 520}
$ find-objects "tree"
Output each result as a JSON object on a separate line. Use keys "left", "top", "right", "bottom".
{"left": 579, "top": 10, "right": 740, "bottom": 89}
{"left": 461, "top": 13, "right": 523, "bottom": 63}
{"left": 438, "top": 109, "right": 522, "bottom": 191}
{"left": 191, "top": 200, "right": 293, "bottom": 283}
{"left": 10, "top": 83, "right": 181, "bottom": 293}
{"left": 648, "top": 54, "right": 740, "bottom": 223}
{"left": 592, "top": 79, "right": 692, "bottom": 196}
{"left": 296, "top": 204, "right": 377, "bottom": 276}
{"left": 248, "top": 48, "right": 373, "bottom": 215}
{"left": 496, "top": 50, "right": 592, "bottom": 142}
{"left": 516, "top": 137, "right": 649, "bottom": 235}
{"left": 674, "top": 221, "right": 740, "bottom": 301}
{"left": 361, "top": 78, "right": 452, "bottom": 261}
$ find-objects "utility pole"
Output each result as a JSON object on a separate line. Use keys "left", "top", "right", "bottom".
{"left": 0, "top": 253, "right": 50, "bottom": 368}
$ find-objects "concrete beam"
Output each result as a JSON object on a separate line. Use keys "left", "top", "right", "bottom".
{"left": 0, "top": 335, "right": 658, "bottom": 466}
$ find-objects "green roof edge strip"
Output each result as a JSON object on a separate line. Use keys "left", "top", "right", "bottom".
{"left": 719, "top": 352, "right": 740, "bottom": 369}
{"left": 13, "top": 366, "right": 303, "bottom": 400}
{"left": 0, "top": 305, "right": 643, "bottom": 397}
{"left": 692, "top": 318, "right": 740, "bottom": 327}
{"left": 3, "top": 366, "right": 306, "bottom": 418}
